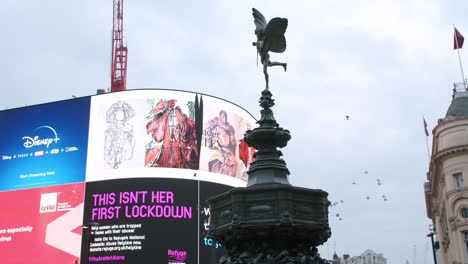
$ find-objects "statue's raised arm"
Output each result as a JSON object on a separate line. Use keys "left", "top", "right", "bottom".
{"left": 252, "top": 8, "right": 288, "bottom": 90}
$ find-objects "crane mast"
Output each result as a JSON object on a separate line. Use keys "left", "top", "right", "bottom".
{"left": 110, "top": 0, "right": 128, "bottom": 92}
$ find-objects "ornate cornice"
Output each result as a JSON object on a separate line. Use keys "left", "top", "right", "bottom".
{"left": 433, "top": 144, "right": 468, "bottom": 162}
{"left": 446, "top": 187, "right": 468, "bottom": 199}
{"left": 429, "top": 145, "right": 468, "bottom": 197}
{"left": 452, "top": 219, "right": 468, "bottom": 230}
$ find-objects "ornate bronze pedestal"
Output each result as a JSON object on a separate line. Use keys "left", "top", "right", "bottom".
{"left": 208, "top": 90, "right": 331, "bottom": 264}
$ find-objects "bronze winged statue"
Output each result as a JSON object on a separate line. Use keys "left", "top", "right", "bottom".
{"left": 252, "top": 8, "right": 288, "bottom": 90}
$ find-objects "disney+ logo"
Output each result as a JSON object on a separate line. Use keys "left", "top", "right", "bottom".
{"left": 22, "top": 126, "right": 60, "bottom": 149}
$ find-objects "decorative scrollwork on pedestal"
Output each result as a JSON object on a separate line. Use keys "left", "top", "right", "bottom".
{"left": 219, "top": 242, "right": 329, "bottom": 264}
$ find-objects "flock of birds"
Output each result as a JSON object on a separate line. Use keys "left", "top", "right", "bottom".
{"left": 327, "top": 116, "right": 390, "bottom": 222}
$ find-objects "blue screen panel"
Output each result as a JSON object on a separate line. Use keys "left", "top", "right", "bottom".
{"left": 0, "top": 97, "right": 91, "bottom": 191}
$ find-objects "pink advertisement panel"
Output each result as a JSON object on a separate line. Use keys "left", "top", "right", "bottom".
{"left": 0, "top": 183, "right": 85, "bottom": 264}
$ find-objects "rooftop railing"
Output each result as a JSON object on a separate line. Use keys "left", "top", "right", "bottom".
{"left": 453, "top": 81, "right": 468, "bottom": 92}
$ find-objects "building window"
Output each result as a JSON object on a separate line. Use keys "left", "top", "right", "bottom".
{"left": 454, "top": 173, "right": 464, "bottom": 188}
{"left": 462, "top": 208, "right": 468, "bottom": 218}
{"left": 464, "top": 232, "right": 468, "bottom": 255}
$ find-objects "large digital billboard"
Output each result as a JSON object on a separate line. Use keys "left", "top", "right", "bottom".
{"left": 86, "top": 90, "right": 256, "bottom": 186}
{"left": 0, "top": 97, "right": 91, "bottom": 191}
{"left": 80, "top": 178, "right": 230, "bottom": 264}
{"left": 0, "top": 89, "right": 256, "bottom": 264}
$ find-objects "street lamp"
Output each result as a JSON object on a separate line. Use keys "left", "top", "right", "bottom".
{"left": 427, "top": 231, "right": 438, "bottom": 264}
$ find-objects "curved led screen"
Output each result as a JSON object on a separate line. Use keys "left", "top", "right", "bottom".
{"left": 86, "top": 90, "right": 256, "bottom": 186}
{"left": 0, "top": 89, "right": 256, "bottom": 264}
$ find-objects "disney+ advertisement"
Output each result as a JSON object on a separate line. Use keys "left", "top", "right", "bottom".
{"left": 0, "top": 98, "right": 90, "bottom": 191}
{"left": 81, "top": 178, "right": 229, "bottom": 264}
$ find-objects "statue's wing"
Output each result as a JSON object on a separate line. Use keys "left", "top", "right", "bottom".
{"left": 252, "top": 8, "right": 267, "bottom": 35}
{"left": 263, "top": 17, "right": 288, "bottom": 53}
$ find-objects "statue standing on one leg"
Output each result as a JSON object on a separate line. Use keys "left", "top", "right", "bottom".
{"left": 252, "top": 8, "right": 288, "bottom": 90}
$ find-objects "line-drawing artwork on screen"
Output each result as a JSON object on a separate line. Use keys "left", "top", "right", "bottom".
{"left": 104, "top": 100, "right": 136, "bottom": 169}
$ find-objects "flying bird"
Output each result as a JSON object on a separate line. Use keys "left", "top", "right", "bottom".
{"left": 366, "top": 196, "right": 370, "bottom": 200}
{"left": 345, "top": 115, "right": 350, "bottom": 120}
{"left": 364, "top": 171, "right": 368, "bottom": 174}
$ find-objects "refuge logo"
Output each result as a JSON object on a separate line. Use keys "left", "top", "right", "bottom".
{"left": 167, "top": 249, "right": 187, "bottom": 264}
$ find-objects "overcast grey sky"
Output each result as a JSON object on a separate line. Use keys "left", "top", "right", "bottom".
{"left": 4, "top": 0, "right": 468, "bottom": 263}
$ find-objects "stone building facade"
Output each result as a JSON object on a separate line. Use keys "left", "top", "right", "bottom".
{"left": 425, "top": 84, "right": 468, "bottom": 264}
{"left": 331, "top": 249, "right": 386, "bottom": 264}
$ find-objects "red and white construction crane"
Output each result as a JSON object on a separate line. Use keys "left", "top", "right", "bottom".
{"left": 110, "top": 0, "right": 128, "bottom": 92}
